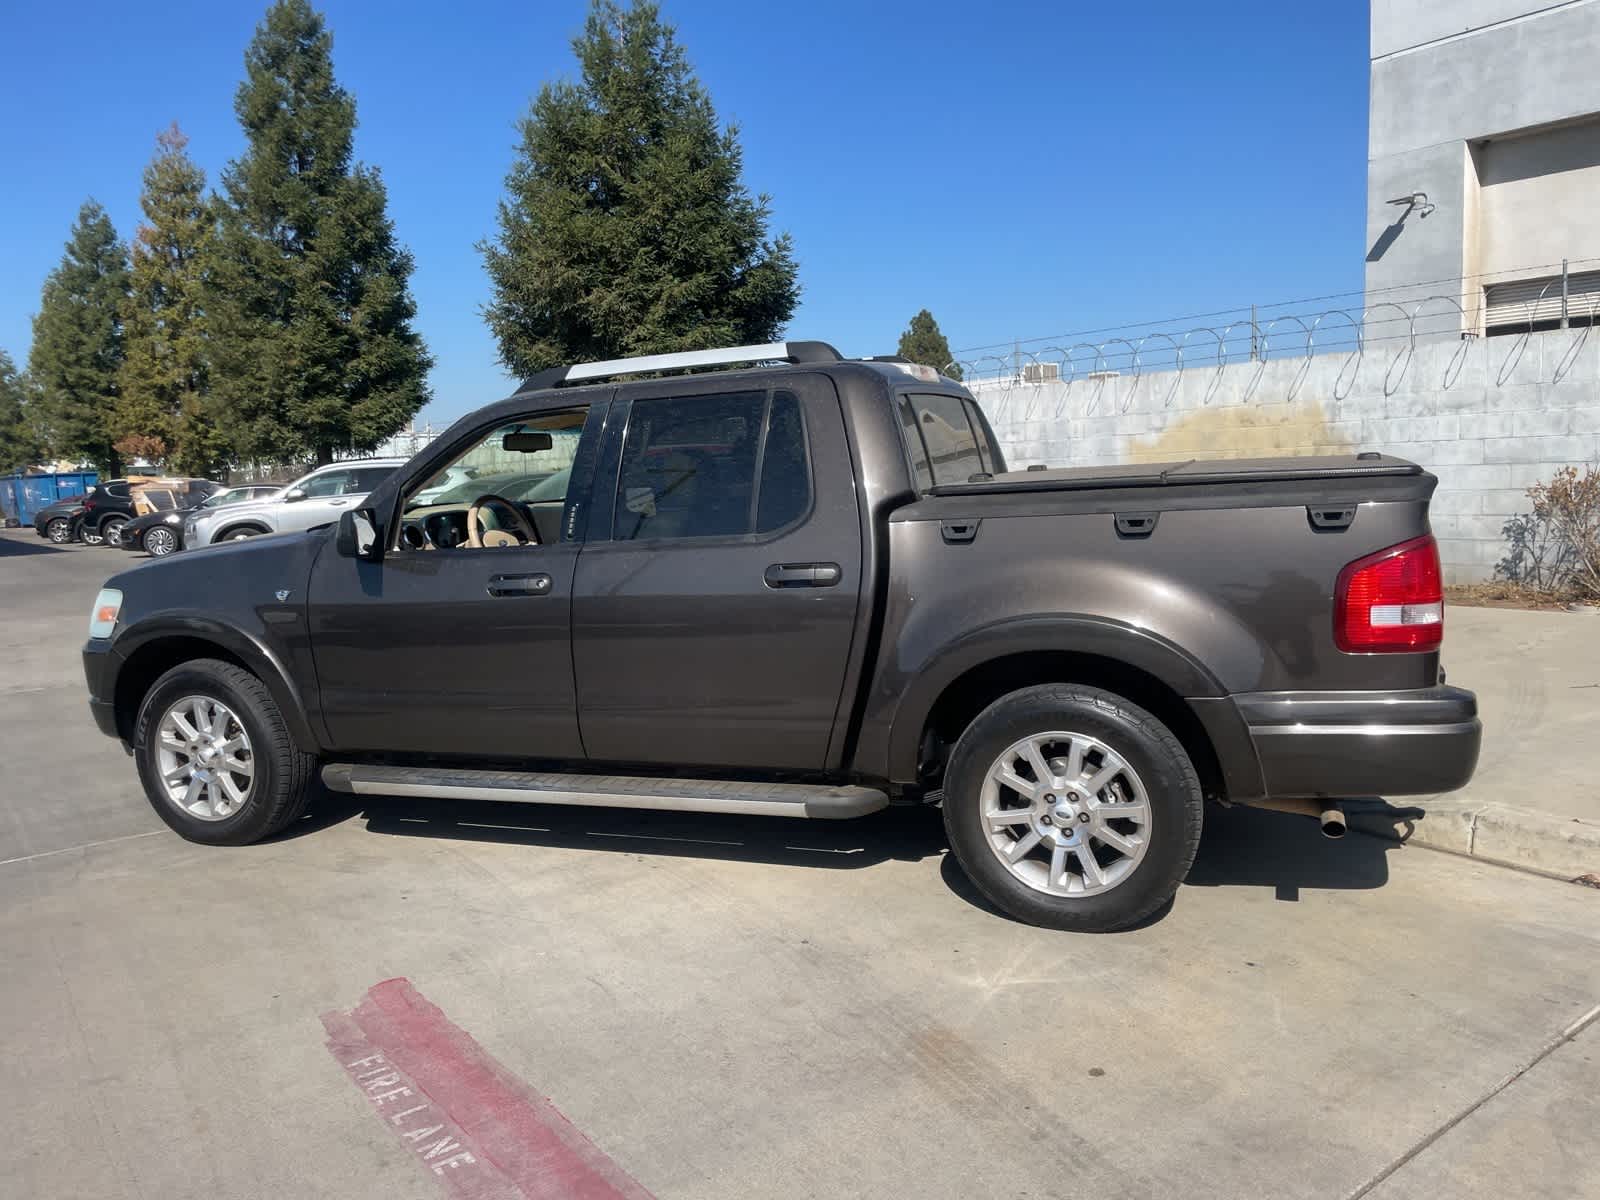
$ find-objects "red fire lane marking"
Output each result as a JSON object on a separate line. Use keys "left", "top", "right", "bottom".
{"left": 323, "top": 1008, "right": 523, "bottom": 1200}
{"left": 323, "top": 978, "right": 656, "bottom": 1200}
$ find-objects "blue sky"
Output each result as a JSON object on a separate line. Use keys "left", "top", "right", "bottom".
{"left": 0, "top": 0, "right": 1369, "bottom": 427}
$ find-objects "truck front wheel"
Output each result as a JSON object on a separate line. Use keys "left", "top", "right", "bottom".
{"left": 133, "top": 658, "right": 318, "bottom": 846}
{"left": 943, "top": 684, "right": 1203, "bottom": 932}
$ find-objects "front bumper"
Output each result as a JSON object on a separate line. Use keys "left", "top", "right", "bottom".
{"left": 1237, "top": 685, "right": 1481, "bottom": 798}
{"left": 83, "top": 638, "right": 123, "bottom": 740}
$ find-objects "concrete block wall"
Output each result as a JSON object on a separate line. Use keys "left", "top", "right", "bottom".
{"left": 970, "top": 328, "right": 1600, "bottom": 583}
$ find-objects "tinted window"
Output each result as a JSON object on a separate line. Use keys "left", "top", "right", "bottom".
{"left": 614, "top": 390, "right": 809, "bottom": 541}
{"left": 299, "top": 470, "right": 353, "bottom": 498}
{"left": 352, "top": 466, "right": 397, "bottom": 492}
{"left": 963, "top": 399, "right": 1002, "bottom": 474}
{"left": 907, "top": 394, "right": 985, "bottom": 485}
{"left": 897, "top": 398, "right": 934, "bottom": 492}
{"left": 756, "top": 391, "right": 810, "bottom": 532}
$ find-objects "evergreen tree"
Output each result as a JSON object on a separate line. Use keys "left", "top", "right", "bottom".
{"left": 0, "top": 349, "right": 42, "bottom": 473}
{"left": 482, "top": 0, "right": 799, "bottom": 376}
{"left": 209, "top": 0, "right": 430, "bottom": 465}
{"left": 118, "top": 124, "right": 217, "bottom": 472}
{"left": 29, "top": 202, "right": 130, "bottom": 473}
{"left": 897, "top": 309, "right": 961, "bottom": 380}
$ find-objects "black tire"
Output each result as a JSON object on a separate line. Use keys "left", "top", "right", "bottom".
{"left": 942, "top": 684, "right": 1203, "bottom": 932}
{"left": 133, "top": 658, "right": 318, "bottom": 846}
{"left": 46, "top": 517, "right": 73, "bottom": 544}
{"left": 216, "top": 525, "right": 265, "bottom": 543}
{"left": 144, "top": 525, "right": 177, "bottom": 556}
{"left": 100, "top": 516, "right": 129, "bottom": 547}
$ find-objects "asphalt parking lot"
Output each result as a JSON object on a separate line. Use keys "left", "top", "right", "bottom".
{"left": 3, "top": 529, "right": 1597, "bottom": 1200}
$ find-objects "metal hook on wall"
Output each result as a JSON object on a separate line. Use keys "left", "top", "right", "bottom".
{"left": 1407, "top": 296, "right": 1473, "bottom": 392}
{"left": 1495, "top": 281, "right": 1560, "bottom": 386}
{"left": 1358, "top": 302, "right": 1414, "bottom": 397}
{"left": 1310, "top": 308, "right": 1364, "bottom": 403}
{"left": 1099, "top": 337, "right": 1138, "bottom": 412}
{"left": 1552, "top": 290, "right": 1596, "bottom": 385}
{"left": 1134, "top": 332, "right": 1183, "bottom": 408}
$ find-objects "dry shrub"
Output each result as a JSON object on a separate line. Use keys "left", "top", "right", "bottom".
{"left": 1498, "top": 464, "right": 1600, "bottom": 600}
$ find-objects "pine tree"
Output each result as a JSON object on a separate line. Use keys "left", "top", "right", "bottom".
{"left": 209, "top": 0, "right": 430, "bottom": 465}
{"left": 118, "top": 124, "right": 218, "bottom": 472}
{"left": 481, "top": 0, "right": 799, "bottom": 376}
{"left": 29, "top": 202, "right": 130, "bottom": 473}
{"left": 897, "top": 310, "right": 961, "bottom": 380}
{"left": 0, "top": 349, "right": 42, "bottom": 473}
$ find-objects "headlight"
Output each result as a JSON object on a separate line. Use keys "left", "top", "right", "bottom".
{"left": 164, "top": 513, "right": 182, "bottom": 525}
{"left": 89, "top": 588, "right": 123, "bottom": 639}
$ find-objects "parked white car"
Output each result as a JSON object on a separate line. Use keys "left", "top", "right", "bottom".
{"left": 184, "top": 460, "right": 406, "bottom": 547}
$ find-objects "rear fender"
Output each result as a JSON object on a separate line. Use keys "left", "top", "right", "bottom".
{"left": 882, "top": 615, "right": 1235, "bottom": 784}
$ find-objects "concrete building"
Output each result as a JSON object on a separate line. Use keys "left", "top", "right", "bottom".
{"left": 1365, "top": 1, "right": 1600, "bottom": 339}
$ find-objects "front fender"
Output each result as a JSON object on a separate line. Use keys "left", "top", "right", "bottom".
{"left": 112, "top": 615, "right": 324, "bottom": 754}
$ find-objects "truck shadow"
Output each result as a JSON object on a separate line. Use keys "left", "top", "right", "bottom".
{"left": 942, "top": 802, "right": 1409, "bottom": 927}
{"left": 331, "top": 792, "right": 951, "bottom": 869}
{"left": 303, "top": 791, "right": 1416, "bottom": 925}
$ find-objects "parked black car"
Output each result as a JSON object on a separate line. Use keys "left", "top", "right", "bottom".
{"left": 77, "top": 478, "right": 221, "bottom": 547}
{"left": 71, "top": 480, "right": 139, "bottom": 546}
{"left": 83, "top": 340, "right": 1481, "bottom": 932}
{"left": 118, "top": 485, "right": 278, "bottom": 557}
{"left": 34, "top": 496, "right": 90, "bottom": 543}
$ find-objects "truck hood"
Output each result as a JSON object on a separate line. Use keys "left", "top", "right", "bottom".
{"left": 107, "top": 528, "right": 327, "bottom": 603}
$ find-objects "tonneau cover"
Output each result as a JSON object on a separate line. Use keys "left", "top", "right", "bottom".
{"left": 927, "top": 454, "right": 1421, "bottom": 496}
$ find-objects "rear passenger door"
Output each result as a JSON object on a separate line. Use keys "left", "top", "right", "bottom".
{"left": 572, "top": 373, "right": 863, "bottom": 771}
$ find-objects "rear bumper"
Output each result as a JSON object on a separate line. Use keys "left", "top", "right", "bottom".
{"left": 1237, "top": 685, "right": 1481, "bottom": 798}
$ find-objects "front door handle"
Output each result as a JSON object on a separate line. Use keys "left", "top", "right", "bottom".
{"left": 763, "top": 562, "right": 842, "bottom": 589}
{"left": 487, "top": 573, "right": 552, "bottom": 597}
{"left": 328, "top": 499, "right": 348, "bottom": 507}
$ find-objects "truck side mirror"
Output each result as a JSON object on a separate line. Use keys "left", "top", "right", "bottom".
{"left": 336, "top": 509, "right": 382, "bottom": 560}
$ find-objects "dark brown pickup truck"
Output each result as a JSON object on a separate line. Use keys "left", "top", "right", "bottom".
{"left": 83, "top": 341, "right": 1480, "bottom": 930}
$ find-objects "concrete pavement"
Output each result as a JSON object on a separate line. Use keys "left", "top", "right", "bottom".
{"left": 3, "top": 529, "right": 1597, "bottom": 1200}
{"left": 1348, "top": 605, "right": 1600, "bottom": 880}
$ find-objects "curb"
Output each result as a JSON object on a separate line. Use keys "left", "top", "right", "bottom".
{"left": 1344, "top": 796, "right": 1600, "bottom": 882}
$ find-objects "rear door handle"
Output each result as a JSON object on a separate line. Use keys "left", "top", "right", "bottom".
{"left": 487, "top": 573, "right": 552, "bottom": 597}
{"left": 763, "top": 562, "right": 842, "bottom": 588}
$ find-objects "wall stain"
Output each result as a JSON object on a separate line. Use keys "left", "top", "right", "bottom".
{"left": 1129, "top": 400, "right": 1354, "bottom": 463}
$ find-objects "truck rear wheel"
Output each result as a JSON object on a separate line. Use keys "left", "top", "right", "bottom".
{"left": 133, "top": 658, "right": 317, "bottom": 846}
{"left": 943, "top": 684, "right": 1203, "bottom": 932}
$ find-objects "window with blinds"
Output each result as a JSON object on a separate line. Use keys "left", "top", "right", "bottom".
{"left": 1484, "top": 270, "right": 1600, "bottom": 335}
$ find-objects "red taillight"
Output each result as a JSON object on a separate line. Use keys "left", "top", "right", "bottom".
{"left": 82, "top": 495, "right": 96, "bottom": 510}
{"left": 1334, "top": 534, "right": 1444, "bottom": 653}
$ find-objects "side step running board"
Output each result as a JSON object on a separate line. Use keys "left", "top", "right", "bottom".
{"left": 321, "top": 764, "right": 888, "bottom": 820}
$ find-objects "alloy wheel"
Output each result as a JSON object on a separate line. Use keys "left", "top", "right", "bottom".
{"left": 154, "top": 696, "right": 255, "bottom": 821}
{"left": 980, "top": 730, "right": 1153, "bottom": 897}
{"left": 145, "top": 526, "right": 177, "bottom": 556}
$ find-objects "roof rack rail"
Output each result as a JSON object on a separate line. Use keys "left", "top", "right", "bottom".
{"left": 516, "top": 341, "right": 843, "bottom": 393}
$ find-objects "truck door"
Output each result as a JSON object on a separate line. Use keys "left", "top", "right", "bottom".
{"left": 307, "top": 402, "right": 608, "bottom": 759}
{"left": 572, "top": 373, "right": 862, "bottom": 771}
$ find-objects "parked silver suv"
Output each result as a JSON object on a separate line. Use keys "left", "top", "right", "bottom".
{"left": 185, "top": 460, "right": 405, "bottom": 547}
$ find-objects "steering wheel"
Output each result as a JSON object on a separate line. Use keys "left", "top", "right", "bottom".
{"left": 465, "top": 494, "right": 539, "bottom": 548}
